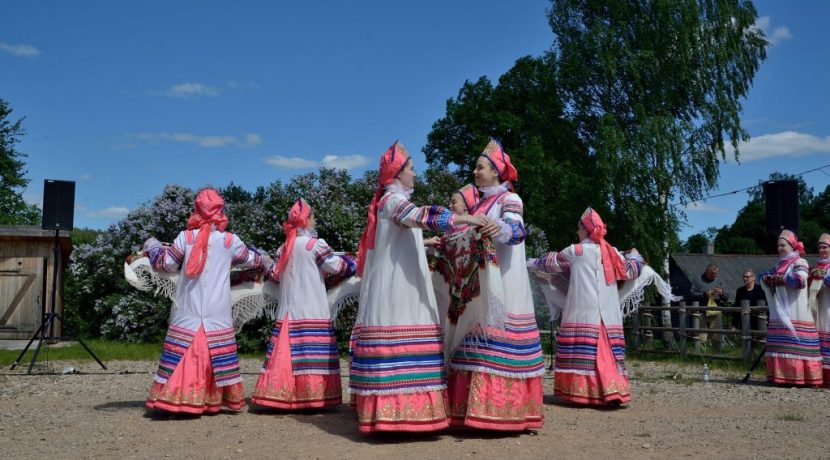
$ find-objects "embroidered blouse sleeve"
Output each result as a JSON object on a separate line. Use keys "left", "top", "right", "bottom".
{"left": 315, "top": 239, "right": 356, "bottom": 276}
{"left": 230, "top": 234, "right": 263, "bottom": 269}
{"left": 786, "top": 259, "right": 809, "bottom": 289}
{"left": 495, "top": 193, "right": 527, "bottom": 245}
{"left": 535, "top": 246, "right": 572, "bottom": 274}
{"left": 150, "top": 231, "right": 187, "bottom": 272}
{"left": 388, "top": 193, "right": 455, "bottom": 232}
{"left": 265, "top": 245, "right": 284, "bottom": 283}
{"left": 618, "top": 249, "right": 644, "bottom": 280}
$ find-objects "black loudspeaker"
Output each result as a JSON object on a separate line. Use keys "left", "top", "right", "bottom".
{"left": 41, "top": 180, "right": 75, "bottom": 230}
{"left": 764, "top": 180, "right": 798, "bottom": 234}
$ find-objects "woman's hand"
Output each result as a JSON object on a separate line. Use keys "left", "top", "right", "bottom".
{"left": 424, "top": 236, "right": 440, "bottom": 247}
{"left": 478, "top": 217, "right": 501, "bottom": 238}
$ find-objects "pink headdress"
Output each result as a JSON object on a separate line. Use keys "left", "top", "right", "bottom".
{"left": 273, "top": 197, "right": 311, "bottom": 280}
{"left": 457, "top": 184, "right": 480, "bottom": 212}
{"left": 480, "top": 139, "right": 518, "bottom": 184}
{"left": 184, "top": 188, "right": 229, "bottom": 278}
{"left": 357, "top": 141, "right": 411, "bottom": 276}
{"left": 580, "top": 207, "right": 627, "bottom": 285}
{"left": 778, "top": 229, "right": 805, "bottom": 255}
{"left": 819, "top": 233, "right": 830, "bottom": 248}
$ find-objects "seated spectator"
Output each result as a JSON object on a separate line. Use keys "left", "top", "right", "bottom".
{"left": 733, "top": 269, "right": 767, "bottom": 332}
{"left": 690, "top": 263, "right": 728, "bottom": 352}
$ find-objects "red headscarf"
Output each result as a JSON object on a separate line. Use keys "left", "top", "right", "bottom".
{"left": 779, "top": 229, "right": 806, "bottom": 255}
{"left": 480, "top": 139, "right": 518, "bottom": 184}
{"left": 273, "top": 198, "right": 311, "bottom": 280}
{"left": 185, "top": 188, "right": 229, "bottom": 278}
{"left": 357, "top": 141, "right": 411, "bottom": 276}
{"left": 457, "top": 184, "right": 480, "bottom": 212}
{"left": 580, "top": 207, "right": 627, "bottom": 285}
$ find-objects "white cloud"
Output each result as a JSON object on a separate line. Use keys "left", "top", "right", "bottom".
{"left": 85, "top": 206, "right": 129, "bottom": 219}
{"left": 79, "top": 173, "right": 92, "bottom": 181}
{"left": 682, "top": 202, "right": 729, "bottom": 213}
{"left": 263, "top": 153, "right": 371, "bottom": 170}
{"left": 263, "top": 156, "right": 319, "bottom": 169}
{"left": 243, "top": 133, "right": 263, "bottom": 146}
{"left": 320, "top": 154, "right": 371, "bottom": 169}
{"left": 736, "top": 131, "right": 830, "bottom": 162}
{"left": 155, "top": 82, "right": 220, "bottom": 98}
{"left": 754, "top": 16, "right": 792, "bottom": 45}
{"left": 0, "top": 41, "right": 41, "bottom": 57}
{"left": 132, "top": 132, "right": 262, "bottom": 148}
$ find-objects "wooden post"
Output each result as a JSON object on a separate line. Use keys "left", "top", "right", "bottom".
{"left": 757, "top": 300, "right": 767, "bottom": 351}
{"left": 741, "top": 299, "right": 752, "bottom": 362}
{"left": 643, "top": 312, "right": 654, "bottom": 348}
{"left": 691, "top": 301, "right": 702, "bottom": 353}
{"left": 679, "top": 301, "right": 687, "bottom": 359}
{"left": 632, "top": 308, "right": 641, "bottom": 353}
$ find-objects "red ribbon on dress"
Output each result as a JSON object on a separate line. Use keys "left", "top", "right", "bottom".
{"left": 184, "top": 189, "right": 229, "bottom": 278}
{"left": 580, "top": 207, "right": 627, "bottom": 286}
{"left": 357, "top": 141, "right": 410, "bottom": 276}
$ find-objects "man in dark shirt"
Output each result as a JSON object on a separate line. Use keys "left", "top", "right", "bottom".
{"left": 733, "top": 269, "right": 767, "bottom": 332}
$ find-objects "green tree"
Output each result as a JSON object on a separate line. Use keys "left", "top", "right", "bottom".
{"left": 549, "top": 0, "right": 768, "bottom": 268}
{"left": 0, "top": 98, "right": 41, "bottom": 225}
{"left": 424, "top": 55, "right": 599, "bottom": 251}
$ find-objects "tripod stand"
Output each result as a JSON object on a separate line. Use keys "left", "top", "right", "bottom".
{"left": 9, "top": 229, "right": 107, "bottom": 374}
{"left": 741, "top": 345, "right": 765, "bottom": 383}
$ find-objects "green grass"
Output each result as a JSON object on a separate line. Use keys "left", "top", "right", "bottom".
{"left": 0, "top": 340, "right": 162, "bottom": 366}
{"left": 0, "top": 339, "right": 285, "bottom": 366}
{"left": 775, "top": 412, "right": 804, "bottom": 422}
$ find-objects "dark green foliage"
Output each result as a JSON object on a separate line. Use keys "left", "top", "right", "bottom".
{"left": 0, "top": 98, "right": 41, "bottom": 225}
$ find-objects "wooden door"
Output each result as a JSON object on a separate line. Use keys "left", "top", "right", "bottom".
{"left": 0, "top": 257, "right": 44, "bottom": 339}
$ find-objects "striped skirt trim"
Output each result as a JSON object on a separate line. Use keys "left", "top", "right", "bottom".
{"left": 767, "top": 320, "right": 822, "bottom": 361}
{"left": 154, "top": 325, "right": 242, "bottom": 387}
{"left": 206, "top": 327, "right": 243, "bottom": 386}
{"left": 349, "top": 324, "right": 446, "bottom": 395}
{"left": 555, "top": 322, "right": 627, "bottom": 376}
{"left": 818, "top": 331, "right": 830, "bottom": 369}
{"left": 262, "top": 318, "right": 340, "bottom": 376}
{"left": 450, "top": 313, "right": 545, "bottom": 378}
{"left": 154, "top": 325, "right": 195, "bottom": 384}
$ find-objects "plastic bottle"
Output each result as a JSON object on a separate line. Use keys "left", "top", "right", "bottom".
{"left": 702, "top": 363, "right": 710, "bottom": 383}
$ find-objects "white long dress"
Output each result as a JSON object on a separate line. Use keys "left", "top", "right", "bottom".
{"left": 443, "top": 183, "right": 545, "bottom": 430}
{"left": 251, "top": 229, "right": 353, "bottom": 409}
{"left": 349, "top": 185, "right": 456, "bottom": 433}
{"left": 539, "top": 240, "right": 639, "bottom": 405}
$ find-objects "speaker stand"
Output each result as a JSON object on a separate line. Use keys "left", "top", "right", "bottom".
{"left": 9, "top": 229, "right": 107, "bottom": 374}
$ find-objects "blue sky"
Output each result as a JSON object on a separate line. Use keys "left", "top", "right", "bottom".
{"left": 2, "top": 1, "right": 829, "bottom": 241}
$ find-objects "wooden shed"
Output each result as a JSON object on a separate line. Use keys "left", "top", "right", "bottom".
{"left": 0, "top": 225, "right": 71, "bottom": 340}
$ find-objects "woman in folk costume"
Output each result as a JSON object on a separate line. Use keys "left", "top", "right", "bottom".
{"left": 350, "top": 141, "right": 483, "bottom": 433}
{"left": 761, "top": 229, "right": 822, "bottom": 386}
{"left": 811, "top": 233, "right": 830, "bottom": 387}
{"left": 425, "top": 184, "right": 497, "bottom": 365}
{"left": 446, "top": 139, "right": 546, "bottom": 430}
{"left": 144, "top": 188, "right": 266, "bottom": 414}
{"left": 251, "top": 198, "right": 356, "bottom": 409}
{"left": 534, "top": 208, "right": 643, "bottom": 406}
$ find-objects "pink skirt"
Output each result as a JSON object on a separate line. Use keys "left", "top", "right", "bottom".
{"left": 146, "top": 326, "right": 245, "bottom": 414}
{"left": 251, "top": 317, "right": 342, "bottom": 409}
{"left": 353, "top": 390, "right": 450, "bottom": 433}
{"left": 766, "top": 356, "right": 823, "bottom": 386}
{"left": 554, "top": 322, "right": 631, "bottom": 406}
{"left": 448, "top": 371, "right": 543, "bottom": 430}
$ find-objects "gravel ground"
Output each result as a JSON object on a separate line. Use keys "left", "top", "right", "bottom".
{"left": 1, "top": 358, "right": 828, "bottom": 459}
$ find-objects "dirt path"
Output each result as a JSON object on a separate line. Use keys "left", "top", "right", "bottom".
{"left": 1, "top": 359, "right": 827, "bottom": 459}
